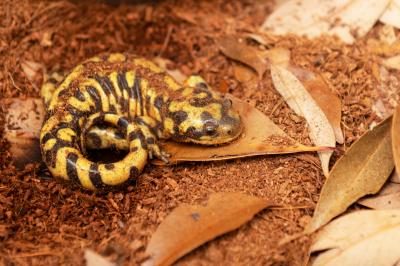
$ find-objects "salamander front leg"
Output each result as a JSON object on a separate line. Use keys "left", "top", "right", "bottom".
{"left": 134, "top": 116, "right": 170, "bottom": 163}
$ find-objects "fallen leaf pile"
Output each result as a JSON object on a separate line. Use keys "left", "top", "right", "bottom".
{"left": 261, "top": 0, "right": 393, "bottom": 44}
{"left": 2, "top": 0, "right": 400, "bottom": 265}
{"left": 310, "top": 210, "right": 400, "bottom": 265}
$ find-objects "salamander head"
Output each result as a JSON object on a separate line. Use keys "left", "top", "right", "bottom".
{"left": 168, "top": 86, "right": 242, "bottom": 145}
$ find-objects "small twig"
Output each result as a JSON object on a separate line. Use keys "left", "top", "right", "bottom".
{"left": 8, "top": 72, "right": 22, "bottom": 92}
{"left": 157, "top": 25, "right": 173, "bottom": 58}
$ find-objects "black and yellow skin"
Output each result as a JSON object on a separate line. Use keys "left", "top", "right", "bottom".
{"left": 40, "top": 53, "right": 242, "bottom": 190}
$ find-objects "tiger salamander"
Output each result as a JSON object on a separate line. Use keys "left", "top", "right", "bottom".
{"left": 40, "top": 53, "right": 242, "bottom": 190}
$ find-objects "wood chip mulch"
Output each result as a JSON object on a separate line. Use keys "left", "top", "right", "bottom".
{"left": 1, "top": 0, "right": 395, "bottom": 265}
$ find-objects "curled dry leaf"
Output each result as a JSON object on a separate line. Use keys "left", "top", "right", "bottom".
{"left": 310, "top": 210, "right": 400, "bottom": 266}
{"left": 159, "top": 95, "right": 328, "bottom": 164}
{"left": 382, "top": 55, "right": 400, "bottom": 70}
{"left": 289, "top": 67, "right": 344, "bottom": 144}
{"left": 379, "top": 0, "right": 400, "bottom": 29}
{"left": 143, "top": 192, "right": 274, "bottom": 266}
{"left": 2, "top": 98, "right": 44, "bottom": 167}
{"left": 270, "top": 65, "right": 335, "bottom": 176}
{"left": 84, "top": 249, "right": 115, "bottom": 266}
{"left": 393, "top": 105, "right": 400, "bottom": 173}
{"left": 358, "top": 181, "right": 400, "bottom": 210}
{"left": 305, "top": 118, "right": 394, "bottom": 234}
{"left": 216, "top": 36, "right": 267, "bottom": 78}
{"left": 261, "top": 0, "right": 391, "bottom": 44}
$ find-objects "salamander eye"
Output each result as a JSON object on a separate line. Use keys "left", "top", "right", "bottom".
{"left": 204, "top": 121, "right": 217, "bottom": 136}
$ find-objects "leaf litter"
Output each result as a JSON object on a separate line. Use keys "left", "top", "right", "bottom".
{"left": 358, "top": 180, "right": 400, "bottom": 210}
{"left": 0, "top": 0, "right": 397, "bottom": 265}
{"left": 310, "top": 210, "right": 400, "bottom": 266}
{"left": 261, "top": 0, "right": 391, "bottom": 44}
{"left": 305, "top": 117, "right": 394, "bottom": 234}
{"left": 270, "top": 65, "right": 336, "bottom": 177}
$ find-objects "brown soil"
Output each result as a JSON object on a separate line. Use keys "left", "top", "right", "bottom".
{"left": 0, "top": 0, "right": 395, "bottom": 265}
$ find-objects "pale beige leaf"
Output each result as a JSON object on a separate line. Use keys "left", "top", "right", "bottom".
{"left": 310, "top": 210, "right": 400, "bottom": 266}
{"left": 84, "top": 249, "right": 115, "bottom": 266}
{"left": 270, "top": 65, "right": 335, "bottom": 176}
{"left": 305, "top": 118, "right": 394, "bottom": 233}
{"left": 216, "top": 36, "right": 267, "bottom": 78}
{"left": 358, "top": 181, "right": 400, "bottom": 210}
{"left": 289, "top": 66, "right": 344, "bottom": 144}
{"left": 143, "top": 192, "right": 273, "bottom": 266}
{"left": 380, "top": 0, "right": 400, "bottom": 29}
{"left": 382, "top": 55, "right": 400, "bottom": 70}
{"left": 261, "top": 0, "right": 391, "bottom": 44}
{"left": 394, "top": 105, "right": 400, "bottom": 174}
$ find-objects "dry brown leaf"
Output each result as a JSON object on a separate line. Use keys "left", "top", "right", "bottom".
{"left": 84, "top": 249, "right": 115, "bottom": 266}
{"left": 379, "top": 0, "right": 400, "bottom": 29}
{"left": 2, "top": 98, "right": 44, "bottom": 167}
{"left": 393, "top": 105, "right": 400, "bottom": 174}
{"left": 310, "top": 210, "right": 400, "bottom": 266}
{"left": 382, "top": 55, "right": 400, "bottom": 70}
{"left": 261, "top": 0, "right": 391, "bottom": 44}
{"left": 305, "top": 118, "right": 394, "bottom": 234}
{"left": 289, "top": 67, "right": 343, "bottom": 144}
{"left": 270, "top": 65, "right": 335, "bottom": 176}
{"left": 216, "top": 36, "right": 267, "bottom": 78}
{"left": 143, "top": 192, "right": 274, "bottom": 266}
{"left": 358, "top": 181, "right": 400, "bottom": 210}
{"left": 160, "top": 95, "right": 328, "bottom": 164}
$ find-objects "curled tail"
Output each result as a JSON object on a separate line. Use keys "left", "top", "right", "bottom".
{"left": 40, "top": 112, "right": 148, "bottom": 190}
